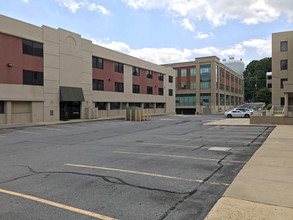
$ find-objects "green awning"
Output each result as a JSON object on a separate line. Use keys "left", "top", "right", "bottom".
{"left": 60, "top": 86, "right": 85, "bottom": 102}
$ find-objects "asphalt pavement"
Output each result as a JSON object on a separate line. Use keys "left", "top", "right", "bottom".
{"left": 0, "top": 115, "right": 273, "bottom": 220}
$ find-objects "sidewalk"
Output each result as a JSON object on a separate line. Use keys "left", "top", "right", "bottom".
{"left": 0, "top": 116, "right": 125, "bottom": 130}
{"left": 205, "top": 125, "right": 293, "bottom": 220}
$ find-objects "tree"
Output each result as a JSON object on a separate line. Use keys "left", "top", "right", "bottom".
{"left": 256, "top": 87, "right": 272, "bottom": 105}
{"left": 243, "top": 57, "right": 272, "bottom": 101}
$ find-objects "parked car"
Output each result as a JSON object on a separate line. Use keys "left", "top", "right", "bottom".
{"left": 234, "top": 108, "right": 254, "bottom": 115}
{"left": 224, "top": 110, "right": 251, "bottom": 118}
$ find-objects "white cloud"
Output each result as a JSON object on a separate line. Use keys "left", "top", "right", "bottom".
{"left": 21, "top": 0, "right": 29, "bottom": 3}
{"left": 242, "top": 38, "right": 272, "bottom": 56}
{"left": 56, "top": 0, "right": 110, "bottom": 14}
{"left": 122, "top": 0, "right": 292, "bottom": 26}
{"left": 91, "top": 37, "right": 259, "bottom": 64}
{"left": 194, "top": 32, "right": 209, "bottom": 39}
{"left": 181, "top": 18, "right": 195, "bottom": 31}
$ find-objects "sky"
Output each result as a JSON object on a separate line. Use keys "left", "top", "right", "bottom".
{"left": 1, "top": 0, "right": 293, "bottom": 66}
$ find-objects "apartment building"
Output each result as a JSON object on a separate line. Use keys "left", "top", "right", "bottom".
{"left": 0, "top": 15, "right": 175, "bottom": 125}
{"left": 163, "top": 56, "right": 244, "bottom": 114}
{"left": 272, "top": 31, "right": 293, "bottom": 117}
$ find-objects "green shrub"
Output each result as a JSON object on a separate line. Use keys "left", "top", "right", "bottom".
{"left": 265, "top": 104, "right": 272, "bottom": 110}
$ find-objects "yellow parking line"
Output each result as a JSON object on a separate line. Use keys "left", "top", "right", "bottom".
{"left": 65, "top": 163, "right": 203, "bottom": 183}
{"left": 0, "top": 188, "right": 117, "bottom": 220}
{"left": 113, "top": 151, "right": 246, "bottom": 164}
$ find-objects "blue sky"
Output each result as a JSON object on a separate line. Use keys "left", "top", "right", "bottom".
{"left": 1, "top": 0, "right": 293, "bottom": 66}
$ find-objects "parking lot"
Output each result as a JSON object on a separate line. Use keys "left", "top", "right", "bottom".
{"left": 0, "top": 115, "right": 274, "bottom": 220}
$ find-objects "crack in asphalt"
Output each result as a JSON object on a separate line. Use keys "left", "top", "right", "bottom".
{"left": 157, "top": 152, "right": 231, "bottom": 220}
{"left": 0, "top": 165, "right": 189, "bottom": 196}
{"left": 247, "top": 126, "right": 271, "bottom": 146}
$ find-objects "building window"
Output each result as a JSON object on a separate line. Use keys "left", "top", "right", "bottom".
{"left": 158, "top": 88, "right": 164, "bottom": 95}
{"left": 200, "top": 64, "right": 211, "bottom": 89}
{"left": 281, "top": 78, "right": 288, "bottom": 89}
{"left": 115, "top": 62, "right": 124, "bottom": 73}
{"left": 133, "top": 84, "right": 140, "bottom": 93}
{"left": 280, "top": 97, "right": 285, "bottom": 106}
{"left": 267, "top": 75, "right": 272, "bottom": 80}
{"left": 95, "top": 102, "right": 106, "bottom": 110}
{"left": 133, "top": 66, "right": 140, "bottom": 76}
{"left": 129, "top": 103, "right": 141, "bottom": 107}
{"left": 190, "top": 68, "right": 196, "bottom": 76}
{"left": 220, "top": 94, "right": 224, "bottom": 105}
{"left": 22, "top": 39, "right": 43, "bottom": 57}
{"left": 169, "top": 89, "right": 173, "bottom": 96}
{"left": 110, "top": 102, "right": 120, "bottom": 110}
{"left": 181, "top": 69, "right": 187, "bottom": 77}
{"left": 176, "top": 94, "right": 196, "bottom": 106}
{"left": 158, "top": 73, "right": 164, "bottom": 81}
{"left": 147, "top": 86, "right": 153, "bottom": 94}
{"left": 0, "top": 101, "right": 4, "bottom": 114}
{"left": 115, "top": 82, "right": 124, "bottom": 92}
{"left": 281, "top": 41, "right": 288, "bottom": 52}
{"left": 175, "top": 70, "right": 178, "bottom": 77}
{"left": 146, "top": 70, "right": 153, "bottom": 79}
{"left": 268, "top": 83, "right": 272, "bottom": 88}
{"left": 156, "top": 103, "right": 165, "bottom": 108}
{"left": 200, "top": 93, "right": 211, "bottom": 105}
{"left": 181, "top": 83, "right": 187, "bottom": 89}
{"left": 92, "top": 57, "right": 103, "bottom": 69}
{"left": 220, "top": 83, "right": 224, "bottom": 90}
{"left": 226, "top": 95, "right": 230, "bottom": 105}
{"left": 23, "top": 70, "right": 43, "bottom": 86}
{"left": 281, "top": 60, "right": 288, "bottom": 70}
{"left": 144, "top": 103, "right": 154, "bottom": 109}
{"left": 190, "top": 82, "right": 196, "bottom": 89}
{"left": 169, "top": 76, "right": 173, "bottom": 83}
{"left": 93, "top": 79, "right": 104, "bottom": 91}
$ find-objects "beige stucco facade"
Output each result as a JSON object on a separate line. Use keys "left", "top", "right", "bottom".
{"left": 272, "top": 31, "right": 293, "bottom": 117}
{"left": 0, "top": 15, "right": 175, "bottom": 125}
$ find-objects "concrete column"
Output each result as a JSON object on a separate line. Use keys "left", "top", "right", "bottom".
{"left": 284, "top": 93, "right": 289, "bottom": 116}
{"left": 154, "top": 103, "right": 156, "bottom": 114}
{"left": 6, "top": 101, "right": 12, "bottom": 124}
{"left": 107, "top": 102, "right": 111, "bottom": 117}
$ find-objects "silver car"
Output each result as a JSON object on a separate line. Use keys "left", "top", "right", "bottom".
{"left": 224, "top": 110, "right": 251, "bottom": 118}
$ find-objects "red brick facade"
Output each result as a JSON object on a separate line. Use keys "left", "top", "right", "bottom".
{"left": 0, "top": 33, "right": 43, "bottom": 85}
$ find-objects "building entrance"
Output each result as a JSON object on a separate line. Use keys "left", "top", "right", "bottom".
{"left": 60, "top": 101, "right": 81, "bottom": 120}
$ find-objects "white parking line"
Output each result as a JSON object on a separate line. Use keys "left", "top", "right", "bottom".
{"left": 60, "top": 125, "right": 86, "bottom": 129}
{"left": 112, "top": 151, "right": 246, "bottom": 164}
{"left": 142, "top": 142, "right": 197, "bottom": 148}
{"left": 65, "top": 163, "right": 230, "bottom": 186}
{"left": 0, "top": 135, "right": 7, "bottom": 138}
{"left": 16, "top": 131, "right": 40, "bottom": 135}
{"left": 38, "top": 127, "right": 66, "bottom": 131}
